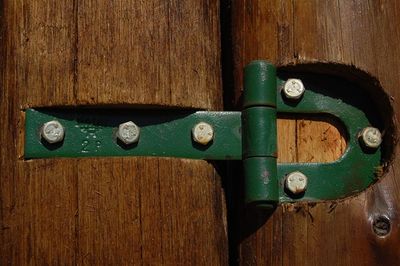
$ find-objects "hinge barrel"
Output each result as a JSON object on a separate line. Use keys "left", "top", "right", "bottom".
{"left": 242, "top": 61, "right": 278, "bottom": 209}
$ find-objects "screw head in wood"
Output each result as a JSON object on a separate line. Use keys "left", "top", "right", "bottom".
{"left": 117, "top": 121, "right": 140, "bottom": 145}
{"left": 192, "top": 122, "right": 214, "bottom": 145}
{"left": 285, "top": 171, "right": 308, "bottom": 195}
{"left": 360, "top": 127, "right": 382, "bottom": 149}
{"left": 283, "top": 78, "right": 305, "bottom": 100}
{"left": 40, "top": 120, "right": 65, "bottom": 144}
{"left": 372, "top": 215, "right": 391, "bottom": 237}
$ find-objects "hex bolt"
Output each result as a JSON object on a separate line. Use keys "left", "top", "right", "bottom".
{"left": 117, "top": 121, "right": 140, "bottom": 145}
{"left": 283, "top": 78, "right": 305, "bottom": 100}
{"left": 192, "top": 122, "right": 214, "bottom": 145}
{"left": 285, "top": 171, "right": 308, "bottom": 195}
{"left": 40, "top": 120, "right": 65, "bottom": 144}
{"left": 360, "top": 127, "right": 382, "bottom": 149}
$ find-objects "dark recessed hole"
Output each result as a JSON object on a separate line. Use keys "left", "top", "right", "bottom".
{"left": 372, "top": 215, "right": 391, "bottom": 237}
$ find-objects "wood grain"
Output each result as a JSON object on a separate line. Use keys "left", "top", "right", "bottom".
{"left": 0, "top": 1, "right": 227, "bottom": 265}
{"left": 77, "top": 158, "right": 227, "bottom": 265}
{"left": 232, "top": 0, "right": 399, "bottom": 265}
{"left": 76, "top": 0, "right": 221, "bottom": 108}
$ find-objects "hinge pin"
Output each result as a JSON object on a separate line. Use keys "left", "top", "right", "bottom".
{"left": 243, "top": 61, "right": 278, "bottom": 208}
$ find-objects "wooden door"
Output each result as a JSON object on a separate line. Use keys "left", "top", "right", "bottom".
{"left": 231, "top": 1, "right": 400, "bottom": 265}
{"left": 0, "top": 1, "right": 228, "bottom": 264}
{"left": 2, "top": 1, "right": 399, "bottom": 265}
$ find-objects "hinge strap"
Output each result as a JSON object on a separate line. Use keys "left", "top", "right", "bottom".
{"left": 24, "top": 61, "right": 382, "bottom": 204}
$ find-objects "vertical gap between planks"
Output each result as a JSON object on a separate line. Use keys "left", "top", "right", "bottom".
{"left": 72, "top": 0, "right": 79, "bottom": 264}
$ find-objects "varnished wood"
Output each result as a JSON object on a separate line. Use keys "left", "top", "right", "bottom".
{"left": 232, "top": 0, "right": 399, "bottom": 265}
{"left": 76, "top": 0, "right": 222, "bottom": 108}
{"left": 2, "top": 0, "right": 399, "bottom": 264}
{"left": 0, "top": 1, "right": 227, "bottom": 264}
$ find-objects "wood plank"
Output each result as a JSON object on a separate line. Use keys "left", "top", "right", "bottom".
{"left": 76, "top": 0, "right": 221, "bottom": 109}
{"left": 157, "top": 159, "right": 228, "bottom": 264}
{"left": 77, "top": 158, "right": 227, "bottom": 265}
{"left": 1, "top": 0, "right": 228, "bottom": 264}
{"left": 75, "top": 1, "right": 227, "bottom": 263}
{"left": 77, "top": 158, "right": 142, "bottom": 265}
{"left": 232, "top": 0, "right": 400, "bottom": 264}
{"left": 1, "top": 1, "right": 77, "bottom": 264}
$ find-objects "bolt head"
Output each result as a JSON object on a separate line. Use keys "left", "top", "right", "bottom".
{"left": 41, "top": 120, "right": 65, "bottom": 144}
{"left": 117, "top": 121, "right": 140, "bottom": 145}
{"left": 285, "top": 171, "right": 308, "bottom": 195}
{"left": 283, "top": 78, "right": 305, "bottom": 99}
{"left": 373, "top": 215, "right": 391, "bottom": 237}
{"left": 360, "top": 127, "right": 382, "bottom": 148}
{"left": 192, "top": 122, "right": 214, "bottom": 145}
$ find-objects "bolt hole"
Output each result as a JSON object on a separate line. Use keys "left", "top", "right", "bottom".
{"left": 372, "top": 215, "right": 391, "bottom": 237}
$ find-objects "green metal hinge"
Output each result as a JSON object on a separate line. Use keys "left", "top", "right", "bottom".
{"left": 24, "top": 61, "right": 382, "bottom": 208}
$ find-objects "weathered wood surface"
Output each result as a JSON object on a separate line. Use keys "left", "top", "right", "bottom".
{"left": 0, "top": 1, "right": 228, "bottom": 265}
{"left": 232, "top": 0, "right": 399, "bottom": 265}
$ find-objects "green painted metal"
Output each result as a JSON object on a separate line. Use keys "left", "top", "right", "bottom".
{"left": 242, "top": 61, "right": 278, "bottom": 208}
{"left": 243, "top": 157, "right": 278, "bottom": 208}
{"left": 25, "top": 109, "right": 242, "bottom": 160}
{"left": 243, "top": 60, "right": 277, "bottom": 108}
{"left": 242, "top": 107, "right": 277, "bottom": 157}
{"left": 24, "top": 61, "right": 381, "bottom": 203}
{"left": 276, "top": 79, "right": 381, "bottom": 202}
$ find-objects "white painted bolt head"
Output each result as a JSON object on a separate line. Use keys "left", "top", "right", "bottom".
{"left": 360, "top": 127, "right": 382, "bottom": 148}
{"left": 192, "top": 122, "right": 214, "bottom": 145}
{"left": 41, "top": 120, "right": 65, "bottom": 144}
{"left": 285, "top": 171, "right": 308, "bottom": 195}
{"left": 283, "top": 78, "right": 305, "bottom": 99}
{"left": 117, "top": 121, "right": 140, "bottom": 145}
